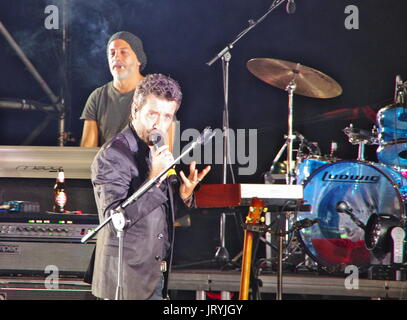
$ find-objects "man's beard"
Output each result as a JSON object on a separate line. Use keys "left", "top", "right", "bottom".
{"left": 112, "top": 69, "right": 130, "bottom": 80}
{"left": 111, "top": 62, "right": 136, "bottom": 80}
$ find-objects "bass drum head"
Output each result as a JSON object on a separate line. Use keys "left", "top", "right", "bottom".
{"left": 297, "top": 160, "right": 406, "bottom": 269}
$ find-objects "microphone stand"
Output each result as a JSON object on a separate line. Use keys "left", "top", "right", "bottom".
{"left": 207, "top": 0, "right": 288, "bottom": 265}
{"left": 206, "top": 0, "right": 288, "bottom": 67}
{"left": 81, "top": 127, "right": 215, "bottom": 300}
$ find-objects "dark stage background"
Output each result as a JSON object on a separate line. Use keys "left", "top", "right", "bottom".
{"left": 1, "top": 1, "right": 407, "bottom": 265}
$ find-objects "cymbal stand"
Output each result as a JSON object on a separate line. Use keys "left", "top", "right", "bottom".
{"left": 285, "top": 66, "right": 299, "bottom": 185}
{"left": 276, "top": 68, "right": 300, "bottom": 300}
{"left": 269, "top": 139, "right": 288, "bottom": 173}
{"left": 357, "top": 142, "right": 365, "bottom": 161}
{"left": 269, "top": 69, "right": 300, "bottom": 183}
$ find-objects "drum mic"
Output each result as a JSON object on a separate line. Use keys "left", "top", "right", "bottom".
{"left": 294, "top": 218, "right": 319, "bottom": 229}
{"left": 295, "top": 131, "right": 321, "bottom": 155}
{"left": 148, "top": 129, "right": 179, "bottom": 185}
{"left": 336, "top": 201, "right": 352, "bottom": 213}
{"left": 286, "top": 0, "right": 296, "bottom": 14}
{"left": 394, "top": 75, "right": 406, "bottom": 104}
{"left": 336, "top": 201, "right": 366, "bottom": 230}
{"left": 286, "top": 218, "right": 319, "bottom": 234}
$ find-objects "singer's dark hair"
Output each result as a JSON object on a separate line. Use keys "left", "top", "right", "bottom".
{"left": 131, "top": 73, "right": 182, "bottom": 117}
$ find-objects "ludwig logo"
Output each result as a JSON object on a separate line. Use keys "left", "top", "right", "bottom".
{"left": 322, "top": 172, "right": 380, "bottom": 183}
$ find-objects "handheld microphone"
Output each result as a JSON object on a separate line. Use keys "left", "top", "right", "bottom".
{"left": 148, "top": 129, "right": 165, "bottom": 151}
{"left": 148, "top": 129, "right": 179, "bottom": 185}
{"left": 286, "top": 0, "right": 296, "bottom": 14}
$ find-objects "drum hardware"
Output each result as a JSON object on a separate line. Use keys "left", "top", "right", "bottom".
{"left": 368, "top": 265, "right": 407, "bottom": 281}
{"left": 336, "top": 201, "right": 366, "bottom": 231}
{"left": 247, "top": 57, "right": 342, "bottom": 185}
{"left": 394, "top": 75, "right": 407, "bottom": 105}
{"left": 329, "top": 141, "right": 338, "bottom": 158}
{"left": 343, "top": 123, "right": 379, "bottom": 161}
{"left": 269, "top": 216, "right": 319, "bottom": 300}
{"left": 295, "top": 131, "right": 321, "bottom": 158}
{"left": 364, "top": 214, "right": 405, "bottom": 262}
{"left": 269, "top": 131, "right": 318, "bottom": 178}
{"left": 262, "top": 205, "right": 300, "bottom": 270}
{"left": 364, "top": 214, "right": 406, "bottom": 280}
{"left": 264, "top": 171, "right": 287, "bottom": 185}
{"left": 286, "top": 76, "right": 298, "bottom": 185}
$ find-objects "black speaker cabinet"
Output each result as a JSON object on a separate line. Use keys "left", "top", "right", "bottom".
{"left": 0, "top": 276, "right": 95, "bottom": 300}
{"left": 0, "top": 241, "right": 95, "bottom": 277}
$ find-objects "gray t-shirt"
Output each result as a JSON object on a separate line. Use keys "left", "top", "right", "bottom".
{"left": 80, "top": 81, "right": 134, "bottom": 145}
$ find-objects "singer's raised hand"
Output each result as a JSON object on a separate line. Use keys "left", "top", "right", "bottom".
{"left": 179, "top": 160, "right": 211, "bottom": 200}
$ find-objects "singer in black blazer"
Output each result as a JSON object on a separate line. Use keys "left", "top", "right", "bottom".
{"left": 91, "top": 124, "right": 179, "bottom": 299}
{"left": 90, "top": 74, "right": 211, "bottom": 300}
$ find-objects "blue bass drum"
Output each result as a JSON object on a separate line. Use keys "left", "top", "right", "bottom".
{"left": 297, "top": 161, "right": 406, "bottom": 268}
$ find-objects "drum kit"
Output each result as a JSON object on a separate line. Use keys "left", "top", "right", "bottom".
{"left": 248, "top": 58, "right": 407, "bottom": 272}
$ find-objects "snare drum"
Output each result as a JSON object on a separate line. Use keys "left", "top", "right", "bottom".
{"left": 297, "top": 160, "right": 406, "bottom": 268}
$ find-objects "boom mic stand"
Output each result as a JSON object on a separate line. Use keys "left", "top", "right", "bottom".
{"left": 81, "top": 127, "right": 215, "bottom": 300}
{"left": 206, "top": 0, "right": 289, "bottom": 265}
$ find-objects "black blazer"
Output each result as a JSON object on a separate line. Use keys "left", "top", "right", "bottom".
{"left": 90, "top": 125, "right": 185, "bottom": 300}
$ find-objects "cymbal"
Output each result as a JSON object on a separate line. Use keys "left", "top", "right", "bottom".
{"left": 247, "top": 58, "right": 342, "bottom": 99}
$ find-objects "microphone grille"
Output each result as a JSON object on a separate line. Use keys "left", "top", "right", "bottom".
{"left": 148, "top": 129, "right": 164, "bottom": 147}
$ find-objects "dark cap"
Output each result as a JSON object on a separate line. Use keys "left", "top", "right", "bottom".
{"left": 107, "top": 31, "right": 147, "bottom": 71}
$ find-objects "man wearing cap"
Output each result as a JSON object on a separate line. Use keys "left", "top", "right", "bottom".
{"left": 80, "top": 31, "right": 147, "bottom": 147}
